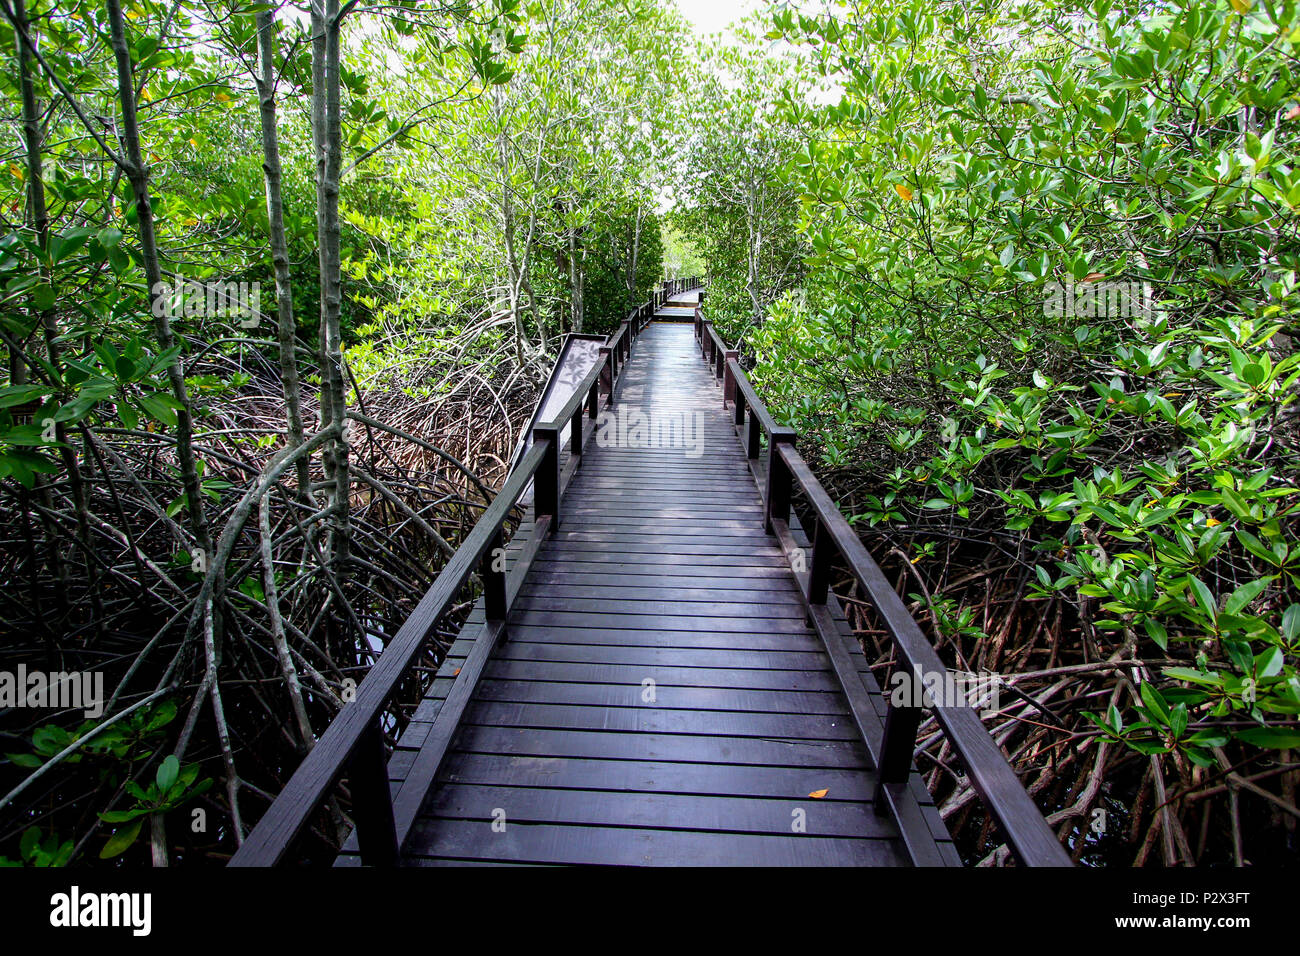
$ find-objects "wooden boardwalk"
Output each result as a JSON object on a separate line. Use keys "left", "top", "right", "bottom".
{"left": 335, "top": 298, "right": 958, "bottom": 866}
{"left": 234, "top": 278, "right": 1066, "bottom": 869}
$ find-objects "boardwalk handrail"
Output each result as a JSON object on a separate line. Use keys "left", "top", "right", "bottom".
{"left": 230, "top": 278, "right": 698, "bottom": 866}
{"left": 695, "top": 304, "right": 1071, "bottom": 867}
{"left": 228, "top": 438, "right": 550, "bottom": 867}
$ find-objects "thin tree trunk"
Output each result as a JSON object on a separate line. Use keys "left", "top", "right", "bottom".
{"left": 19, "top": 0, "right": 98, "bottom": 632}
{"left": 493, "top": 87, "right": 526, "bottom": 363}
{"left": 568, "top": 223, "right": 582, "bottom": 333}
{"left": 11, "top": 0, "right": 69, "bottom": 645}
{"left": 255, "top": 7, "right": 313, "bottom": 508}
{"left": 259, "top": 494, "right": 315, "bottom": 750}
{"left": 626, "top": 202, "right": 643, "bottom": 311}
{"left": 104, "top": 0, "right": 214, "bottom": 577}
{"left": 312, "top": 0, "right": 350, "bottom": 574}
{"left": 149, "top": 812, "right": 167, "bottom": 867}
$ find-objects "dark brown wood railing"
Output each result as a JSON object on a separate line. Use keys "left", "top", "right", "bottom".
{"left": 229, "top": 278, "right": 697, "bottom": 866}
{"left": 694, "top": 297, "right": 1071, "bottom": 868}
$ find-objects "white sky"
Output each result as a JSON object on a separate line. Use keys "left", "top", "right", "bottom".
{"left": 673, "top": 0, "right": 760, "bottom": 40}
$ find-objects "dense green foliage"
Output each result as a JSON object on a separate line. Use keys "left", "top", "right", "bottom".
{"left": 770, "top": 0, "right": 1300, "bottom": 746}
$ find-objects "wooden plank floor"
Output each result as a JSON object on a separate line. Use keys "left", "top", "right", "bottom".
{"left": 658, "top": 288, "right": 700, "bottom": 321}
{"left": 336, "top": 318, "right": 959, "bottom": 866}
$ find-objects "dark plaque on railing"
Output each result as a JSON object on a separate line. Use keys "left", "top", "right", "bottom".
{"left": 508, "top": 333, "right": 606, "bottom": 497}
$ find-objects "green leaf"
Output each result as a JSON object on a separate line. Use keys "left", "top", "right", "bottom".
{"left": 1139, "top": 681, "right": 1171, "bottom": 722}
{"left": 19, "top": 827, "right": 39, "bottom": 861}
{"left": 1225, "top": 578, "right": 1268, "bottom": 615}
{"left": 156, "top": 754, "right": 179, "bottom": 793}
{"left": 1186, "top": 575, "right": 1217, "bottom": 621}
{"left": 0, "top": 385, "right": 50, "bottom": 408}
{"left": 98, "top": 808, "right": 150, "bottom": 824}
{"left": 1143, "top": 617, "right": 1168, "bottom": 650}
{"left": 1281, "top": 605, "right": 1299, "bottom": 643}
{"left": 136, "top": 393, "right": 179, "bottom": 426}
{"left": 98, "top": 819, "right": 143, "bottom": 859}
{"left": 31, "top": 284, "right": 55, "bottom": 311}
{"left": 1234, "top": 727, "right": 1300, "bottom": 749}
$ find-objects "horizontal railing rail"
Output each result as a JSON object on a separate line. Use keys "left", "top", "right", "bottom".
{"left": 231, "top": 278, "right": 700, "bottom": 867}
{"left": 227, "top": 438, "right": 550, "bottom": 867}
{"left": 693, "top": 303, "right": 1070, "bottom": 868}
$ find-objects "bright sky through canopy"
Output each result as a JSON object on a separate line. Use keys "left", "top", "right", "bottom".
{"left": 674, "top": 0, "right": 758, "bottom": 39}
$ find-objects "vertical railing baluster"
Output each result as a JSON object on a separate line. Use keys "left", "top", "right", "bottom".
{"left": 349, "top": 722, "right": 398, "bottom": 867}
{"left": 875, "top": 702, "right": 924, "bottom": 812}
{"left": 723, "top": 350, "right": 739, "bottom": 407}
{"left": 569, "top": 405, "right": 584, "bottom": 464}
{"left": 533, "top": 425, "right": 560, "bottom": 526}
{"left": 764, "top": 427, "right": 797, "bottom": 533}
{"left": 482, "top": 526, "right": 507, "bottom": 622}
{"left": 807, "top": 517, "right": 832, "bottom": 604}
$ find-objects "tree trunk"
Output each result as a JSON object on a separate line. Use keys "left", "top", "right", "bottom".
{"left": 493, "top": 86, "right": 527, "bottom": 363}
{"left": 12, "top": 0, "right": 75, "bottom": 642}
{"left": 254, "top": 7, "right": 313, "bottom": 509}
{"left": 104, "top": 0, "right": 213, "bottom": 575}
{"left": 625, "top": 203, "right": 643, "bottom": 312}
{"left": 568, "top": 223, "right": 583, "bottom": 333}
{"left": 312, "top": 0, "right": 350, "bottom": 574}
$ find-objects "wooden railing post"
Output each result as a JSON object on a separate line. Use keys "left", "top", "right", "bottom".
{"left": 723, "top": 350, "right": 739, "bottom": 406}
{"left": 349, "top": 722, "right": 398, "bottom": 867}
{"left": 569, "top": 405, "right": 584, "bottom": 464}
{"left": 807, "top": 517, "right": 832, "bottom": 605}
{"left": 533, "top": 425, "right": 560, "bottom": 525}
{"left": 482, "top": 527, "right": 507, "bottom": 622}
{"left": 599, "top": 346, "right": 613, "bottom": 396}
{"left": 620, "top": 319, "right": 631, "bottom": 363}
{"left": 747, "top": 407, "right": 761, "bottom": 459}
{"left": 764, "top": 427, "right": 797, "bottom": 533}
{"left": 875, "top": 697, "right": 925, "bottom": 811}
{"left": 587, "top": 380, "right": 599, "bottom": 420}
